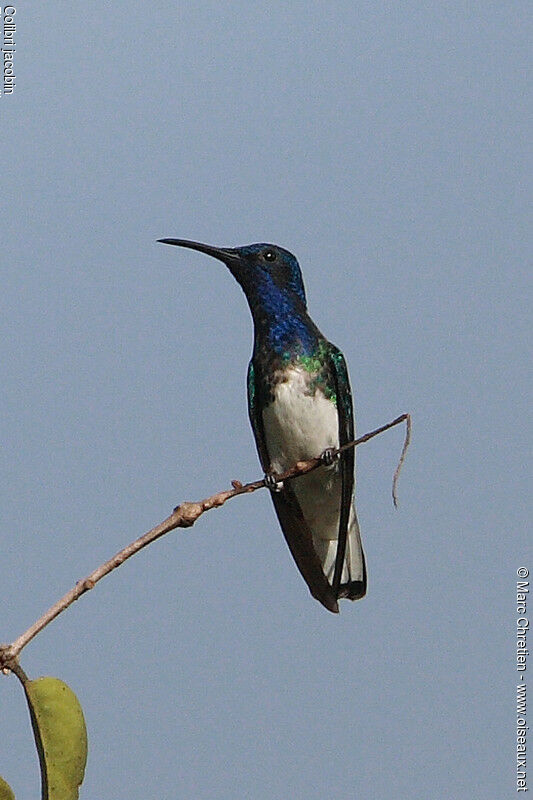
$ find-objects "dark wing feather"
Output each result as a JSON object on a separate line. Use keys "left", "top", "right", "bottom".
{"left": 246, "top": 361, "right": 270, "bottom": 470}
{"left": 327, "top": 347, "right": 356, "bottom": 597}
{"left": 247, "top": 360, "right": 339, "bottom": 613}
{"left": 271, "top": 488, "right": 339, "bottom": 613}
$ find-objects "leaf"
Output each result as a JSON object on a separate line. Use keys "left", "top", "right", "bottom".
{"left": 24, "top": 677, "right": 88, "bottom": 800}
{"left": 0, "top": 776, "right": 15, "bottom": 800}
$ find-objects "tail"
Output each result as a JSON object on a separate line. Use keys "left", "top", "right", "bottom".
{"left": 316, "top": 507, "right": 367, "bottom": 601}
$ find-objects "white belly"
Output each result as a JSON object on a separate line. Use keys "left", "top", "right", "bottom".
{"left": 262, "top": 367, "right": 341, "bottom": 540}
{"left": 262, "top": 367, "right": 339, "bottom": 467}
{"left": 262, "top": 366, "right": 363, "bottom": 585}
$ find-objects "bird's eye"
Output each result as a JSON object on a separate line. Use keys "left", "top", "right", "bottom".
{"left": 263, "top": 249, "right": 277, "bottom": 262}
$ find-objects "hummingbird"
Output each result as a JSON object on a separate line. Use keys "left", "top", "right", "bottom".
{"left": 158, "top": 238, "right": 366, "bottom": 613}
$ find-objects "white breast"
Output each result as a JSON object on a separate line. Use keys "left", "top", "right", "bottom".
{"left": 262, "top": 367, "right": 339, "bottom": 473}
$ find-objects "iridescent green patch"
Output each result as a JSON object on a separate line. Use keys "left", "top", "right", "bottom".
{"left": 293, "top": 343, "right": 338, "bottom": 406}
{"left": 247, "top": 362, "right": 256, "bottom": 406}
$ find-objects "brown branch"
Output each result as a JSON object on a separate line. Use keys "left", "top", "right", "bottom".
{"left": 0, "top": 413, "right": 410, "bottom": 672}
{"left": 392, "top": 412, "right": 411, "bottom": 507}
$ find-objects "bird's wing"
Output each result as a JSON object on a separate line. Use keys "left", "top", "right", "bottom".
{"left": 247, "top": 360, "right": 339, "bottom": 613}
{"left": 246, "top": 361, "right": 271, "bottom": 471}
{"left": 326, "top": 346, "right": 356, "bottom": 597}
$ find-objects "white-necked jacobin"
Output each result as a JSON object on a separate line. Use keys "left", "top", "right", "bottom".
{"left": 158, "top": 238, "right": 366, "bottom": 613}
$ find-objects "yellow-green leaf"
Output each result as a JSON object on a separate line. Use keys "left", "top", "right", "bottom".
{"left": 24, "top": 677, "right": 87, "bottom": 800}
{"left": 0, "top": 776, "right": 15, "bottom": 800}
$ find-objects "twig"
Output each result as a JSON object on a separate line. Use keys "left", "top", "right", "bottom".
{"left": 392, "top": 413, "right": 411, "bottom": 507}
{"left": 0, "top": 413, "right": 410, "bottom": 671}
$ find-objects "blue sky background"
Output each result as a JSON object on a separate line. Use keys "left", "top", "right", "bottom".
{"left": 1, "top": 3, "right": 530, "bottom": 798}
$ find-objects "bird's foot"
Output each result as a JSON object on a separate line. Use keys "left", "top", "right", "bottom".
{"left": 264, "top": 472, "right": 284, "bottom": 492}
{"left": 320, "top": 447, "right": 339, "bottom": 467}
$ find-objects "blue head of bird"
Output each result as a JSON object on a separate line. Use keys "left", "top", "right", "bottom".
{"left": 158, "top": 239, "right": 314, "bottom": 354}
